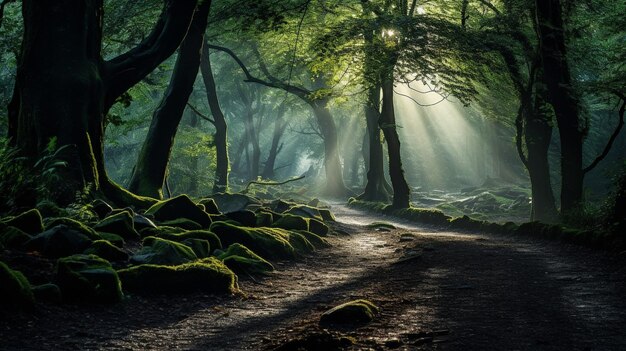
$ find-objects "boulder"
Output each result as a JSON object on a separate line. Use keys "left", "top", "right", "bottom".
{"left": 210, "top": 221, "right": 296, "bottom": 260}
{"left": 295, "top": 230, "right": 330, "bottom": 249}
{"left": 133, "top": 214, "right": 157, "bottom": 231}
{"left": 319, "top": 209, "right": 336, "bottom": 222}
{"left": 158, "top": 218, "right": 202, "bottom": 230}
{"left": 44, "top": 217, "right": 100, "bottom": 240}
{"left": 25, "top": 225, "right": 93, "bottom": 258}
{"left": 308, "top": 218, "right": 329, "bottom": 236}
{"left": 55, "top": 254, "right": 123, "bottom": 303}
{"left": 139, "top": 225, "right": 185, "bottom": 238}
{"left": 117, "top": 257, "right": 237, "bottom": 294}
{"left": 272, "top": 214, "right": 309, "bottom": 231}
{"left": 181, "top": 238, "right": 211, "bottom": 258}
{"left": 269, "top": 199, "right": 295, "bottom": 213}
{"left": 286, "top": 205, "right": 322, "bottom": 220}
{"left": 84, "top": 240, "right": 129, "bottom": 261}
{"left": 91, "top": 199, "right": 113, "bottom": 219}
{"left": 32, "top": 283, "right": 62, "bottom": 304}
{"left": 0, "top": 225, "right": 31, "bottom": 248}
{"left": 2, "top": 209, "right": 44, "bottom": 235}
{"left": 96, "top": 232, "right": 125, "bottom": 248}
{"left": 94, "top": 212, "right": 139, "bottom": 240}
{"left": 197, "top": 198, "right": 221, "bottom": 215}
{"left": 0, "top": 261, "right": 34, "bottom": 309}
{"left": 225, "top": 210, "right": 257, "bottom": 227}
{"left": 217, "top": 243, "right": 274, "bottom": 275}
{"left": 156, "top": 230, "right": 222, "bottom": 253}
{"left": 255, "top": 211, "right": 273, "bottom": 227}
{"left": 145, "top": 195, "right": 212, "bottom": 228}
{"left": 131, "top": 237, "right": 197, "bottom": 266}
{"left": 319, "top": 300, "right": 379, "bottom": 326}
{"left": 211, "top": 193, "right": 261, "bottom": 214}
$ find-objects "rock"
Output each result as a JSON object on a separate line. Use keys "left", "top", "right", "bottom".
{"left": 210, "top": 221, "right": 296, "bottom": 260}
{"left": 286, "top": 205, "right": 322, "bottom": 220}
{"left": 0, "top": 261, "right": 34, "bottom": 309}
{"left": 117, "top": 257, "right": 237, "bottom": 294}
{"left": 0, "top": 225, "right": 31, "bottom": 248}
{"left": 211, "top": 193, "right": 261, "bottom": 214}
{"left": 197, "top": 198, "right": 221, "bottom": 214}
{"left": 156, "top": 230, "right": 222, "bottom": 253}
{"left": 225, "top": 210, "right": 257, "bottom": 227}
{"left": 319, "top": 209, "right": 336, "bottom": 222}
{"left": 319, "top": 299, "right": 379, "bottom": 326}
{"left": 285, "top": 231, "right": 316, "bottom": 253}
{"left": 55, "top": 254, "right": 123, "bottom": 303}
{"left": 366, "top": 221, "right": 396, "bottom": 230}
{"left": 84, "top": 240, "right": 129, "bottom": 261}
{"left": 91, "top": 199, "right": 113, "bottom": 219}
{"left": 44, "top": 217, "right": 100, "bottom": 240}
{"left": 131, "top": 237, "right": 197, "bottom": 266}
{"left": 269, "top": 199, "right": 295, "bottom": 213}
{"left": 255, "top": 211, "right": 273, "bottom": 227}
{"left": 399, "top": 233, "right": 416, "bottom": 242}
{"left": 97, "top": 232, "right": 125, "bottom": 248}
{"left": 32, "top": 283, "right": 62, "bottom": 304}
{"left": 145, "top": 195, "right": 212, "bottom": 228}
{"left": 308, "top": 198, "right": 320, "bottom": 207}
{"left": 158, "top": 218, "right": 202, "bottom": 230}
{"left": 217, "top": 243, "right": 274, "bottom": 275}
{"left": 295, "top": 230, "right": 330, "bottom": 249}
{"left": 2, "top": 209, "right": 44, "bottom": 235}
{"left": 94, "top": 212, "right": 139, "bottom": 240}
{"left": 25, "top": 225, "right": 93, "bottom": 258}
{"left": 181, "top": 238, "right": 211, "bottom": 258}
{"left": 139, "top": 225, "right": 185, "bottom": 238}
{"left": 272, "top": 214, "right": 309, "bottom": 231}
{"left": 133, "top": 214, "right": 157, "bottom": 231}
{"left": 308, "top": 218, "right": 329, "bottom": 236}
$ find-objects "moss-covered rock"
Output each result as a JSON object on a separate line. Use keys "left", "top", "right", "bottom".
{"left": 225, "top": 210, "right": 258, "bottom": 227}
{"left": 217, "top": 243, "right": 274, "bottom": 275}
{"left": 2, "top": 209, "right": 44, "bottom": 235}
{"left": 133, "top": 214, "right": 157, "bottom": 231}
{"left": 210, "top": 221, "right": 296, "bottom": 260}
{"left": 32, "top": 283, "right": 62, "bottom": 304}
{"left": 91, "top": 199, "right": 113, "bottom": 219}
{"left": 255, "top": 211, "right": 273, "bottom": 227}
{"left": 131, "top": 237, "right": 197, "bottom": 266}
{"left": 145, "top": 195, "right": 212, "bottom": 228}
{"left": 84, "top": 240, "right": 129, "bottom": 262}
{"left": 211, "top": 193, "right": 261, "bottom": 213}
{"left": 157, "top": 230, "right": 222, "bottom": 252}
{"left": 0, "top": 225, "right": 32, "bottom": 248}
{"left": 295, "top": 230, "right": 331, "bottom": 249}
{"left": 286, "top": 205, "right": 322, "bottom": 220}
{"left": 448, "top": 215, "right": 488, "bottom": 231}
{"left": 44, "top": 217, "right": 100, "bottom": 240}
{"left": 269, "top": 199, "right": 296, "bottom": 213}
{"left": 284, "top": 231, "right": 315, "bottom": 253}
{"left": 117, "top": 257, "right": 237, "bottom": 294}
{"left": 94, "top": 212, "right": 139, "bottom": 240}
{"left": 96, "top": 232, "right": 125, "bottom": 248}
{"left": 319, "top": 299, "right": 379, "bottom": 326}
{"left": 55, "top": 254, "right": 123, "bottom": 303}
{"left": 181, "top": 238, "right": 211, "bottom": 258}
{"left": 272, "top": 214, "right": 309, "bottom": 231}
{"left": 319, "top": 209, "right": 336, "bottom": 222}
{"left": 159, "top": 218, "right": 203, "bottom": 230}
{"left": 0, "top": 261, "right": 34, "bottom": 309}
{"left": 139, "top": 225, "right": 185, "bottom": 238}
{"left": 25, "top": 225, "right": 94, "bottom": 258}
{"left": 197, "top": 198, "right": 221, "bottom": 215}
{"left": 308, "top": 218, "right": 329, "bottom": 236}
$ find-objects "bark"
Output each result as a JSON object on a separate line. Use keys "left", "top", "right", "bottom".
{"left": 199, "top": 44, "right": 229, "bottom": 193}
{"left": 236, "top": 83, "right": 261, "bottom": 180}
{"left": 261, "top": 104, "right": 288, "bottom": 179}
{"left": 380, "top": 79, "right": 410, "bottom": 209}
{"left": 13, "top": 0, "right": 198, "bottom": 207}
{"left": 128, "top": 1, "right": 210, "bottom": 198}
{"left": 187, "top": 110, "right": 199, "bottom": 195}
{"left": 535, "top": 0, "right": 584, "bottom": 215}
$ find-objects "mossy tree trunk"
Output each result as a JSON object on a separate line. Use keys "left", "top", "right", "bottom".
{"left": 128, "top": 1, "right": 210, "bottom": 199}
{"left": 199, "top": 44, "right": 229, "bottom": 193}
{"left": 13, "top": 0, "right": 198, "bottom": 207}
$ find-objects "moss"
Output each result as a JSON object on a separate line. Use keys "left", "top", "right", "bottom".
{"left": 395, "top": 207, "right": 452, "bottom": 226}
{"left": 0, "top": 225, "right": 32, "bottom": 248}
{"left": 133, "top": 214, "right": 157, "bottom": 231}
{"left": 272, "top": 214, "right": 309, "bottom": 231}
{"left": 25, "top": 225, "right": 93, "bottom": 258}
{"left": 84, "top": 240, "right": 129, "bottom": 262}
{"left": 448, "top": 215, "right": 488, "bottom": 231}
{"left": 2, "top": 209, "right": 44, "bottom": 235}
{"left": 286, "top": 205, "right": 322, "bottom": 220}
{"left": 131, "top": 237, "right": 197, "bottom": 266}
{"left": 319, "top": 299, "right": 379, "bottom": 326}
{"left": 225, "top": 210, "right": 258, "bottom": 227}
{"left": 285, "top": 231, "right": 316, "bottom": 253}
{"left": 255, "top": 211, "right": 274, "bottom": 227}
{"left": 217, "top": 243, "right": 274, "bottom": 275}
{"left": 0, "top": 261, "right": 34, "bottom": 309}
{"left": 197, "top": 198, "right": 221, "bottom": 215}
{"left": 44, "top": 217, "right": 100, "bottom": 241}
{"left": 145, "top": 195, "right": 212, "bottom": 228}
{"left": 91, "top": 199, "right": 113, "bottom": 219}
{"left": 32, "top": 283, "right": 62, "bottom": 304}
{"left": 94, "top": 212, "right": 139, "bottom": 240}
{"left": 295, "top": 230, "right": 331, "bottom": 249}
{"left": 139, "top": 225, "right": 185, "bottom": 238}
{"left": 318, "top": 209, "right": 336, "bottom": 222}
{"left": 96, "top": 232, "right": 125, "bottom": 248}
{"left": 212, "top": 193, "right": 261, "bottom": 213}
{"left": 156, "top": 230, "right": 222, "bottom": 252}
{"left": 181, "top": 238, "right": 211, "bottom": 258}
{"left": 210, "top": 221, "right": 296, "bottom": 260}
{"left": 158, "top": 218, "right": 202, "bottom": 230}
{"left": 55, "top": 254, "right": 123, "bottom": 303}
{"left": 308, "top": 218, "right": 329, "bottom": 236}
{"left": 270, "top": 199, "right": 296, "bottom": 213}
{"left": 366, "top": 221, "right": 397, "bottom": 230}
{"left": 117, "top": 257, "right": 237, "bottom": 294}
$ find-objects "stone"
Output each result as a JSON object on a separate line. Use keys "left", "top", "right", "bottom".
{"left": 55, "top": 254, "right": 123, "bottom": 303}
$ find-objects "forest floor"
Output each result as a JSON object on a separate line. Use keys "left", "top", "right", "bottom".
{"left": 2, "top": 204, "right": 626, "bottom": 350}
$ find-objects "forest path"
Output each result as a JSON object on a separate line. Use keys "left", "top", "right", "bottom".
{"left": 3, "top": 205, "right": 626, "bottom": 350}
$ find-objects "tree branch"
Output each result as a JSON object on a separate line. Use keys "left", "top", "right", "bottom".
{"left": 583, "top": 97, "right": 626, "bottom": 174}
{"left": 186, "top": 103, "right": 215, "bottom": 125}
{"left": 244, "top": 175, "right": 305, "bottom": 192}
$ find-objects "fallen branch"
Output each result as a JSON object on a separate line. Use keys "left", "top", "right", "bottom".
{"left": 244, "top": 175, "right": 305, "bottom": 192}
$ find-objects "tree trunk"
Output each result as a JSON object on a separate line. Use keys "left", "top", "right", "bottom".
{"left": 187, "top": 110, "right": 199, "bottom": 195}
{"left": 380, "top": 79, "right": 410, "bottom": 209}
{"left": 261, "top": 104, "right": 287, "bottom": 179}
{"left": 128, "top": 1, "right": 210, "bottom": 199}
{"left": 200, "top": 44, "right": 229, "bottom": 193}
{"left": 360, "top": 86, "right": 391, "bottom": 201}
{"left": 14, "top": 0, "right": 198, "bottom": 207}
{"left": 535, "top": 0, "right": 584, "bottom": 215}
{"left": 309, "top": 98, "right": 350, "bottom": 197}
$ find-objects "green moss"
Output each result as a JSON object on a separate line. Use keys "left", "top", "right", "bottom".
{"left": 94, "top": 212, "right": 139, "bottom": 240}
{"left": 0, "top": 225, "right": 31, "bottom": 248}
{"left": 117, "top": 257, "right": 237, "bottom": 295}
{"left": 84, "top": 240, "right": 129, "bottom": 261}
{"left": 286, "top": 205, "right": 322, "bottom": 220}
{"left": 55, "top": 254, "right": 123, "bottom": 303}
{"left": 210, "top": 221, "right": 295, "bottom": 260}
{"left": 295, "top": 230, "right": 331, "bottom": 249}
{"left": 319, "top": 299, "right": 379, "bottom": 326}
{"left": 0, "top": 261, "right": 34, "bottom": 309}
{"left": 158, "top": 218, "right": 202, "bottom": 230}
{"left": 156, "top": 230, "right": 222, "bottom": 252}
{"left": 32, "top": 283, "right": 62, "bottom": 304}
{"left": 181, "top": 238, "right": 211, "bottom": 258}
{"left": 44, "top": 217, "right": 100, "bottom": 240}
{"left": 131, "top": 237, "right": 197, "bottom": 266}
{"left": 145, "top": 195, "right": 212, "bottom": 228}
{"left": 96, "top": 232, "right": 125, "bottom": 248}
{"left": 255, "top": 211, "right": 274, "bottom": 227}
{"left": 448, "top": 215, "right": 488, "bottom": 231}
{"left": 139, "top": 225, "right": 185, "bottom": 238}
{"left": 25, "top": 225, "right": 94, "bottom": 258}
{"left": 212, "top": 193, "right": 261, "bottom": 213}
{"left": 2, "top": 209, "right": 44, "bottom": 235}
{"left": 272, "top": 214, "right": 309, "bottom": 231}
{"left": 217, "top": 243, "right": 274, "bottom": 275}
{"left": 197, "top": 198, "right": 221, "bottom": 215}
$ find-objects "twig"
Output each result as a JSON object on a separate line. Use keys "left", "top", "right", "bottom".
{"left": 244, "top": 175, "right": 305, "bottom": 192}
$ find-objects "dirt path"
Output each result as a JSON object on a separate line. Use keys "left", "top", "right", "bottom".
{"left": 2, "top": 205, "right": 626, "bottom": 350}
